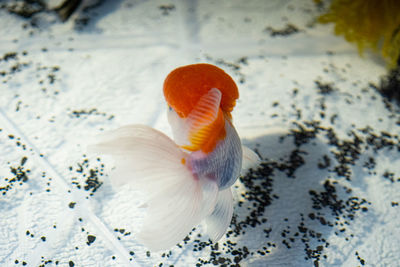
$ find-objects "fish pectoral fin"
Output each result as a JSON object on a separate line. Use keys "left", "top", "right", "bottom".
{"left": 183, "top": 88, "right": 225, "bottom": 151}
{"left": 241, "top": 145, "right": 261, "bottom": 175}
{"left": 205, "top": 187, "right": 234, "bottom": 242}
{"left": 187, "top": 87, "right": 222, "bottom": 126}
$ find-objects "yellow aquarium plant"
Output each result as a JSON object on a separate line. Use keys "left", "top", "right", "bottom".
{"left": 317, "top": 0, "right": 400, "bottom": 68}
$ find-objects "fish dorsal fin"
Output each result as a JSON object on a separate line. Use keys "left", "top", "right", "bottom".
{"left": 182, "top": 88, "right": 226, "bottom": 153}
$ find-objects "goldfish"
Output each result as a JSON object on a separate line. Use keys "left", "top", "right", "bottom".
{"left": 91, "top": 63, "right": 260, "bottom": 251}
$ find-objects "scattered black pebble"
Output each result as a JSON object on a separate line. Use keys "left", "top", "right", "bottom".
{"left": 2, "top": 52, "right": 18, "bottom": 61}
{"left": 204, "top": 55, "right": 248, "bottom": 84}
{"left": 68, "top": 202, "right": 76, "bottom": 209}
{"left": 1, "top": 0, "right": 45, "bottom": 19}
{"left": 315, "top": 80, "right": 336, "bottom": 95}
{"left": 159, "top": 4, "right": 175, "bottom": 15}
{"left": 86, "top": 235, "right": 96, "bottom": 246}
{"left": 355, "top": 251, "right": 366, "bottom": 265}
{"left": 288, "top": 121, "right": 320, "bottom": 147}
{"left": 1, "top": 51, "right": 61, "bottom": 97}
{"left": 69, "top": 108, "right": 114, "bottom": 120}
{"left": 0, "top": 0, "right": 108, "bottom": 31}
{"left": 277, "top": 179, "right": 370, "bottom": 264}
{"left": 69, "top": 261, "right": 74, "bottom": 267}
{"left": 113, "top": 228, "right": 131, "bottom": 237}
{"left": 83, "top": 169, "right": 103, "bottom": 193}
{"left": 275, "top": 148, "right": 306, "bottom": 178}
{"left": 264, "top": 24, "right": 300, "bottom": 37}
{"left": 1, "top": 157, "right": 30, "bottom": 195}
{"left": 69, "top": 155, "right": 104, "bottom": 195}
{"left": 1, "top": 52, "right": 31, "bottom": 80}
{"left": 38, "top": 257, "right": 53, "bottom": 267}
{"left": 233, "top": 162, "right": 274, "bottom": 236}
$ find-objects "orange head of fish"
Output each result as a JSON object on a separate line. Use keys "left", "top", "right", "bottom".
{"left": 163, "top": 63, "right": 239, "bottom": 118}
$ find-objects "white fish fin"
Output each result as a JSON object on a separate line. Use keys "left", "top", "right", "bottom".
{"left": 205, "top": 187, "right": 233, "bottom": 242}
{"left": 181, "top": 88, "right": 223, "bottom": 151}
{"left": 241, "top": 145, "right": 261, "bottom": 174}
{"left": 199, "top": 178, "right": 219, "bottom": 217}
{"left": 138, "top": 178, "right": 218, "bottom": 251}
{"left": 89, "top": 124, "right": 177, "bottom": 146}
{"left": 89, "top": 125, "right": 185, "bottom": 187}
{"left": 90, "top": 124, "right": 220, "bottom": 251}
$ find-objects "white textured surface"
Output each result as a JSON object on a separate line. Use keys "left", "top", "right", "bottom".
{"left": 0, "top": 0, "right": 399, "bottom": 266}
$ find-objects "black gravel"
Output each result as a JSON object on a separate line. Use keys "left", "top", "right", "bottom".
{"left": 161, "top": 116, "right": 396, "bottom": 266}
{"left": 86, "top": 235, "right": 96, "bottom": 246}
{"left": 265, "top": 24, "right": 301, "bottom": 37}
{"left": 69, "top": 155, "right": 104, "bottom": 195}
{"left": 1, "top": 156, "right": 30, "bottom": 196}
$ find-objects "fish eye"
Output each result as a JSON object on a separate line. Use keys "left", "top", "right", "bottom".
{"left": 168, "top": 105, "right": 173, "bottom": 111}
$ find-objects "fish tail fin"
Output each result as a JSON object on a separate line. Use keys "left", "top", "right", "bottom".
{"left": 205, "top": 187, "right": 234, "bottom": 241}
{"left": 89, "top": 125, "right": 218, "bottom": 251}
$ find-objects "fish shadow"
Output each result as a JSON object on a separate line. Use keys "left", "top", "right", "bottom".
{"left": 230, "top": 129, "right": 371, "bottom": 266}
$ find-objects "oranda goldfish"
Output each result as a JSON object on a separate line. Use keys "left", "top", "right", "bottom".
{"left": 91, "top": 63, "right": 260, "bottom": 251}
